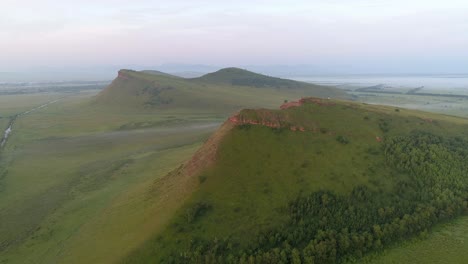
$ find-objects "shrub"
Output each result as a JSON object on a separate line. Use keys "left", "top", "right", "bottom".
{"left": 185, "top": 202, "right": 212, "bottom": 223}
{"left": 336, "top": 135, "right": 350, "bottom": 144}
{"left": 198, "top": 175, "right": 207, "bottom": 184}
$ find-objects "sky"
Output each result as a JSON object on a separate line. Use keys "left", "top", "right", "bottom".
{"left": 1, "top": 0, "right": 468, "bottom": 74}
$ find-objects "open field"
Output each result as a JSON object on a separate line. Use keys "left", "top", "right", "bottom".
{"left": 95, "top": 68, "right": 349, "bottom": 114}
{"left": 352, "top": 92, "right": 468, "bottom": 118}
{"left": 0, "top": 93, "right": 66, "bottom": 118}
{"left": 359, "top": 216, "right": 468, "bottom": 264}
{"left": 125, "top": 98, "right": 468, "bottom": 262}
{"left": 0, "top": 90, "right": 223, "bottom": 263}
{"left": 1, "top": 75, "right": 468, "bottom": 263}
{"left": 0, "top": 73, "right": 343, "bottom": 263}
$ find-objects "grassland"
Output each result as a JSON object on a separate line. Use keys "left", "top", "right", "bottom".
{"left": 359, "top": 216, "right": 468, "bottom": 264}
{"left": 0, "top": 93, "right": 66, "bottom": 130}
{"left": 1, "top": 69, "right": 467, "bottom": 263}
{"left": 0, "top": 90, "right": 223, "bottom": 264}
{"left": 96, "top": 68, "right": 349, "bottom": 113}
{"left": 352, "top": 92, "right": 468, "bottom": 118}
{"left": 125, "top": 98, "right": 468, "bottom": 262}
{"left": 0, "top": 68, "right": 348, "bottom": 264}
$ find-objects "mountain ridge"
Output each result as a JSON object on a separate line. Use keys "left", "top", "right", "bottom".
{"left": 95, "top": 68, "right": 350, "bottom": 112}
{"left": 194, "top": 67, "right": 326, "bottom": 89}
{"left": 125, "top": 97, "right": 468, "bottom": 263}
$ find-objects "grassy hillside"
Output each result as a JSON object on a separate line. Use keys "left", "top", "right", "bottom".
{"left": 195, "top": 67, "right": 336, "bottom": 92}
{"left": 125, "top": 98, "right": 468, "bottom": 263}
{"left": 0, "top": 92, "right": 223, "bottom": 264}
{"left": 140, "top": 70, "right": 177, "bottom": 77}
{"left": 95, "top": 68, "right": 348, "bottom": 113}
{"left": 0, "top": 73, "right": 345, "bottom": 264}
{"left": 3, "top": 88, "right": 467, "bottom": 264}
{"left": 360, "top": 215, "right": 468, "bottom": 264}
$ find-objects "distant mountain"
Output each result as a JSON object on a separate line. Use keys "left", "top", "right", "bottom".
{"left": 125, "top": 98, "right": 468, "bottom": 263}
{"left": 95, "top": 67, "right": 349, "bottom": 113}
{"left": 140, "top": 70, "right": 177, "bottom": 77}
{"left": 169, "top": 71, "right": 206, "bottom": 78}
{"left": 195, "top": 67, "right": 325, "bottom": 89}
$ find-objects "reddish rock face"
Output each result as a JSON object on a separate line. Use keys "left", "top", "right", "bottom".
{"left": 228, "top": 115, "right": 239, "bottom": 123}
{"left": 229, "top": 112, "right": 282, "bottom": 128}
{"left": 229, "top": 113, "right": 317, "bottom": 133}
{"left": 228, "top": 97, "right": 333, "bottom": 133}
{"left": 300, "top": 98, "right": 336, "bottom": 106}
{"left": 280, "top": 101, "right": 303, "bottom": 109}
{"left": 280, "top": 98, "right": 335, "bottom": 110}
{"left": 117, "top": 70, "right": 130, "bottom": 80}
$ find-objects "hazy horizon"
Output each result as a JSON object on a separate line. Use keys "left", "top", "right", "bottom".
{"left": 1, "top": 64, "right": 468, "bottom": 83}
{"left": 2, "top": 0, "right": 468, "bottom": 75}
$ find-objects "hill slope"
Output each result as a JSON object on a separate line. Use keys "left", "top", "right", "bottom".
{"left": 195, "top": 67, "right": 331, "bottom": 91}
{"left": 125, "top": 98, "right": 468, "bottom": 263}
{"left": 95, "top": 68, "right": 349, "bottom": 113}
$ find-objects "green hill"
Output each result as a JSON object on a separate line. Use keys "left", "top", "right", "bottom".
{"left": 125, "top": 98, "right": 468, "bottom": 263}
{"left": 195, "top": 67, "right": 326, "bottom": 90}
{"left": 95, "top": 68, "right": 349, "bottom": 113}
{"left": 140, "top": 70, "right": 177, "bottom": 77}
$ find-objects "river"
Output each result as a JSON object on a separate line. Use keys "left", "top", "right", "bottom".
{"left": 0, "top": 124, "right": 12, "bottom": 148}
{"left": 0, "top": 98, "right": 62, "bottom": 149}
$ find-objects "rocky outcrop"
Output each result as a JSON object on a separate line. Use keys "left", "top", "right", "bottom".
{"left": 229, "top": 112, "right": 306, "bottom": 132}
{"left": 280, "top": 101, "right": 302, "bottom": 109}
{"left": 229, "top": 109, "right": 282, "bottom": 129}
{"left": 280, "top": 98, "right": 336, "bottom": 110}
{"left": 183, "top": 121, "right": 234, "bottom": 176}
{"left": 228, "top": 97, "right": 334, "bottom": 132}
{"left": 228, "top": 98, "right": 335, "bottom": 132}
{"left": 117, "top": 70, "right": 132, "bottom": 80}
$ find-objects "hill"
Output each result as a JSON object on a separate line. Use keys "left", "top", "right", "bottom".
{"left": 125, "top": 98, "right": 468, "bottom": 263}
{"left": 95, "top": 68, "right": 349, "bottom": 113}
{"left": 140, "top": 70, "right": 177, "bottom": 77}
{"left": 195, "top": 67, "right": 321, "bottom": 89}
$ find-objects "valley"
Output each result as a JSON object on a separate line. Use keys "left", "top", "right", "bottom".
{"left": 3, "top": 1, "right": 466, "bottom": 263}
{"left": 0, "top": 69, "right": 348, "bottom": 263}
{"left": 1, "top": 98, "right": 64, "bottom": 149}
{"left": 0, "top": 91, "right": 219, "bottom": 263}
{"left": 0, "top": 69, "right": 467, "bottom": 264}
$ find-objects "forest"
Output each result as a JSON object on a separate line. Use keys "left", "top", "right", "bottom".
{"left": 162, "top": 131, "right": 468, "bottom": 263}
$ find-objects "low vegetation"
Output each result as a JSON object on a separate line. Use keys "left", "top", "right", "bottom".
{"left": 362, "top": 215, "right": 468, "bottom": 264}
{"left": 0, "top": 91, "right": 220, "bottom": 263}
{"left": 95, "top": 68, "right": 349, "bottom": 113}
{"left": 0, "top": 69, "right": 348, "bottom": 263}
{"left": 125, "top": 99, "right": 468, "bottom": 263}
{"left": 2, "top": 70, "right": 468, "bottom": 263}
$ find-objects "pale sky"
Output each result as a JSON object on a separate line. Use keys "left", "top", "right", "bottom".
{"left": 1, "top": 0, "right": 468, "bottom": 73}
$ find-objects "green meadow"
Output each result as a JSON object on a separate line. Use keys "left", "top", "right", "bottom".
{"left": 1, "top": 69, "right": 468, "bottom": 264}
{"left": 360, "top": 216, "right": 468, "bottom": 264}
{"left": 0, "top": 68, "right": 344, "bottom": 263}
{"left": 352, "top": 92, "right": 468, "bottom": 118}
{"left": 125, "top": 99, "right": 468, "bottom": 263}
{"left": 0, "top": 90, "right": 222, "bottom": 263}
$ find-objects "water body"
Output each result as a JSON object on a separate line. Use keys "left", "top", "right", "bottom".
{"left": 293, "top": 74, "right": 468, "bottom": 92}
{"left": 0, "top": 124, "right": 12, "bottom": 148}
{"left": 0, "top": 99, "right": 62, "bottom": 149}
